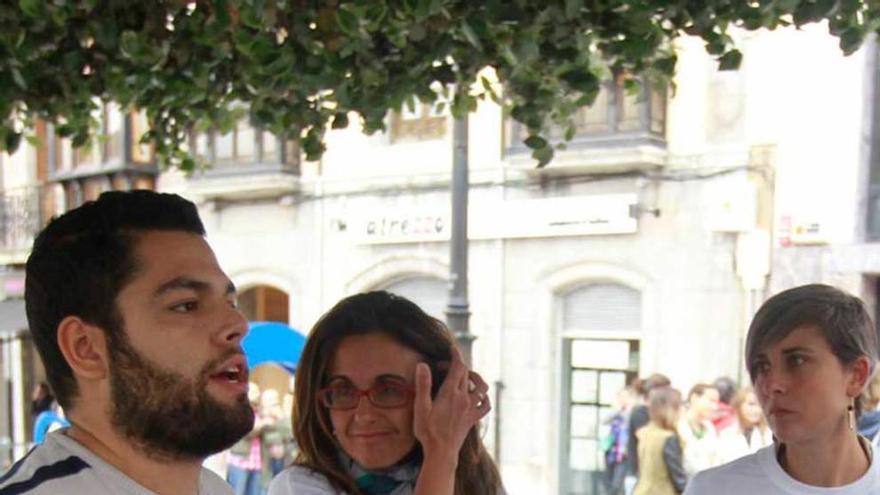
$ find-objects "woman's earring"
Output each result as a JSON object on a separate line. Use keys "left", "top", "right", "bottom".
{"left": 847, "top": 400, "right": 856, "bottom": 431}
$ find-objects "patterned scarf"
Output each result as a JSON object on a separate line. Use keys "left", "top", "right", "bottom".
{"left": 340, "top": 450, "right": 421, "bottom": 495}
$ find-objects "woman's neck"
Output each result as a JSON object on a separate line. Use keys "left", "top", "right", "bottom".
{"left": 778, "top": 432, "right": 871, "bottom": 487}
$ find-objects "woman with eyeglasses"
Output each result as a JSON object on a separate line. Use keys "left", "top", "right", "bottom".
{"left": 684, "top": 284, "right": 880, "bottom": 494}
{"left": 268, "top": 291, "right": 504, "bottom": 495}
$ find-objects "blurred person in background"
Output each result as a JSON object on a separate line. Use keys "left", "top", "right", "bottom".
{"left": 30, "top": 382, "right": 54, "bottom": 418}
{"left": 227, "top": 383, "right": 266, "bottom": 495}
{"left": 268, "top": 291, "right": 504, "bottom": 495}
{"left": 30, "top": 381, "right": 70, "bottom": 445}
{"left": 32, "top": 399, "right": 70, "bottom": 445}
{"left": 624, "top": 373, "right": 671, "bottom": 494}
{"left": 678, "top": 384, "right": 721, "bottom": 478}
{"left": 602, "top": 385, "right": 637, "bottom": 495}
{"left": 633, "top": 386, "right": 687, "bottom": 495}
{"left": 260, "top": 388, "right": 292, "bottom": 479}
{"left": 685, "top": 284, "right": 880, "bottom": 494}
{"left": 717, "top": 385, "right": 771, "bottom": 464}
{"left": 710, "top": 377, "right": 737, "bottom": 433}
{"left": 857, "top": 372, "right": 880, "bottom": 445}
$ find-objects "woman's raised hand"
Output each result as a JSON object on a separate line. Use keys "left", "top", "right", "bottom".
{"left": 412, "top": 348, "right": 491, "bottom": 467}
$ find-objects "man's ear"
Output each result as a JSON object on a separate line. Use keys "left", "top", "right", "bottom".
{"left": 56, "top": 316, "right": 109, "bottom": 381}
{"left": 847, "top": 355, "right": 871, "bottom": 398}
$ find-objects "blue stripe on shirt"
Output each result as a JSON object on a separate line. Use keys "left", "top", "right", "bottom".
{"left": 0, "top": 455, "right": 90, "bottom": 495}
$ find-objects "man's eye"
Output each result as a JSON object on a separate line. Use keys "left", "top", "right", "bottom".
{"left": 171, "top": 301, "right": 198, "bottom": 313}
{"left": 789, "top": 355, "right": 806, "bottom": 366}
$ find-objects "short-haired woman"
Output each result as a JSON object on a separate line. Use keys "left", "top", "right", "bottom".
{"left": 268, "top": 291, "right": 504, "bottom": 495}
{"left": 684, "top": 284, "right": 880, "bottom": 494}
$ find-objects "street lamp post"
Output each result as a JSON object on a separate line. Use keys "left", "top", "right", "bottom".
{"left": 446, "top": 115, "right": 474, "bottom": 365}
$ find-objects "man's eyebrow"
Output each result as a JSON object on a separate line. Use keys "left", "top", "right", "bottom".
{"left": 153, "top": 277, "right": 237, "bottom": 297}
{"left": 781, "top": 346, "right": 814, "bottom": 355}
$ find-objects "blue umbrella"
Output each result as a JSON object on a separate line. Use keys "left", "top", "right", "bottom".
{"left": 242, "top": 321, "right": 306, "bottom": 375}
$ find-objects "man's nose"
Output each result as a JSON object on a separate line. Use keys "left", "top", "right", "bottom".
{"left": 217, "top": 303, "right": 249, "bottom": 346}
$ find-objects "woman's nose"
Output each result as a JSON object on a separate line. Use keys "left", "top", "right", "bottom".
{"left": 759, "top": 368, "right": 787, "bottom": 396}
{"left": 352, "top": 393, "right": 378, "bottom": 419}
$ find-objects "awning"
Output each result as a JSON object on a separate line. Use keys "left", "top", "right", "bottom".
{"left": 242, "top": 321, "right": 306, "bottom": 375}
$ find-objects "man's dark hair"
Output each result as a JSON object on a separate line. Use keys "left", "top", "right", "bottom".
{"left": 25, "top": 190, "right": 205, "bottom": 409}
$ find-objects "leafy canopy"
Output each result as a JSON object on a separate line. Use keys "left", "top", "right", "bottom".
{"left": 1, "top": 0, "right": 877, "bottom": 169}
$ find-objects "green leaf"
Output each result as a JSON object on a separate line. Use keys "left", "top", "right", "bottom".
{"left": 415, "top": 0, "right": 432, "bottom": 20}
{"left": 331, "top": 112, "right": 349, "bottom": 129}
{"left": 718, "top": 49, "right": 742, "bottom": 71}
{"left": 4, "top": 131, "right": 22, "bottom": 153}
{"left": 839, "top": 27, "right": 865, "bottom": 55}
{"left": 18, "top": 0, "right": 42, "bottom": 18}
{"left": 524, "top": 135, "right": 547, "bottom": 149}
{"left": 10, "top": 68, "right": 26, "bottom": 90}
{"left": 562, "top": 68, "right": 599, "bottom": 94}
{"left": 532, "top": 145, "right": 554, "bottom": 167}
{"left": 461, "top": 20, "right": 483, "bottom": 51}
{"left": 653, "top": 55, "right": 677, "bottom": 76}
{"left": 564, "top": 0, "right": 583, "bottom": 19}
{"left": 337, "top": 9, "right": 359, "bottom": 36}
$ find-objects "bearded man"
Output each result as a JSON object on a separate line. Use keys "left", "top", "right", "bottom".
{"left": 0, "top": 190, "right": 254, "bottom": 494}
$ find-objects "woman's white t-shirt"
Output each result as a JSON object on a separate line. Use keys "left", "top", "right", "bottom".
{"left": 684, "top": 443, "right": 880, "bottom": 495}
{"left": 268, "top": 466, "right": 343, "bottom": 495}
{"left": 267, "top": 465, "right": 415, "bottom": 495}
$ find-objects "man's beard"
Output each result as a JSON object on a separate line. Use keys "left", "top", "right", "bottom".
{"left": 107, "top": 335, "right": 255, "bottom": 461}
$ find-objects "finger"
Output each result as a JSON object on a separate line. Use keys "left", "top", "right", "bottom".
{"left": 442, "top": 349, "right": 468, "bottom": 395}
{"left": 468, "top": 370, "right": 489, "bottom": 394}
{"left": 414, "top": 363, "right": 432, "bottom": 420}
{"left": 474, "top": 392, "right": 491, "bottom": 420}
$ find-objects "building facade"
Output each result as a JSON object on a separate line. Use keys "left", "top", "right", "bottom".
{"left": 0, "top": 24, "right": 876, "bottom": 495}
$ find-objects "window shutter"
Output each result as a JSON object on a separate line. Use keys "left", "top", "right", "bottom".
{"left": 382, "top": 277, "right": 447, "bottom": 320}
{"left": 563, "top": 283, "right": 641, "bottom": 332}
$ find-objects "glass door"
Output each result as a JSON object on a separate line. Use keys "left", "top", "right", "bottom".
{"left": 560, "top": 338, "right": 638, "bottom": 495}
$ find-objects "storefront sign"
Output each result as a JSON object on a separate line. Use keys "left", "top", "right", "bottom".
{"left": 348, "top": 194, "right": 638, "bottom": 245}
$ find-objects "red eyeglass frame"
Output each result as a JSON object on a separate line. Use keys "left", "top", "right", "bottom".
{"left": 318, "top": 382, "right": 416, "bottom": 410}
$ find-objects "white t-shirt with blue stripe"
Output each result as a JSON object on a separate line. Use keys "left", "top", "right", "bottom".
{"left": 0, "top": 430, "right": 233, "bottom": 495}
